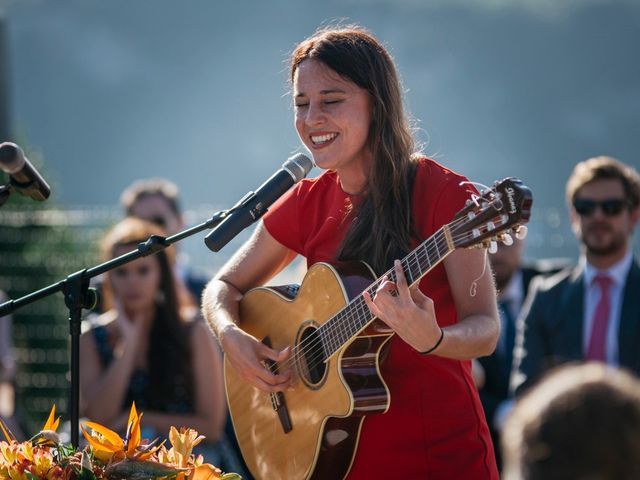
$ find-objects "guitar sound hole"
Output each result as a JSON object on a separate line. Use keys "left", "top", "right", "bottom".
{"left": 299, "top": 326, "right": 327, "bottom": 387}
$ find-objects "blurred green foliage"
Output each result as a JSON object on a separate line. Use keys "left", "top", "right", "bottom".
{"left": 0, "top": 194, "right": 112, "bottom": 435}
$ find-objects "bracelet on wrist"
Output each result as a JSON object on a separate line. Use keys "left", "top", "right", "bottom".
{"left": 418, "top": 327, "right": 444, "bottom": 355}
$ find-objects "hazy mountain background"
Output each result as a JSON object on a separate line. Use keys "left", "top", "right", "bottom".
{"left": 1, "top": 0, "right": 639, "bottom": 267}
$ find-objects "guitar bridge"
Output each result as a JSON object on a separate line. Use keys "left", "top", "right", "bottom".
{"left": 263, "top": 337, "right": 292, "bottom": 434}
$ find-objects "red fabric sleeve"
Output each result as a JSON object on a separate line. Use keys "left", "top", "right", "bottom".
{"left": 262, "top": 180, "right": 304, "bottom": 254}
{"left": 412, "top": 158, "right": 477, "bottom": 241}
{"left": 431, "top": 176, "right": 477, "bottom": 235}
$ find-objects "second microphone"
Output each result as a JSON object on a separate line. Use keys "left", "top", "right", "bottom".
{"left": 204, "top": 153, "right": 314, "bottom": 252}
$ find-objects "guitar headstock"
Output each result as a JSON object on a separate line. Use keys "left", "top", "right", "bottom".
{"left": 451, "top": 178, "right": 533, "bottom": 250}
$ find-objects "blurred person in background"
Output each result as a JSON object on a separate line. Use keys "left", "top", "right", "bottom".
{"left": 0, "top": 289, "right": 24, "bottom": 438}
{"left": 79, "top": 217, "right": 239, "bottom": 470}
{"left": 474, "top": 239, "right": 568, "bottom": 469}
{"left": 120, "top": 177, "right": 208, "bottom": 302}
{"left": 511, "top": 156, "right": 640, "bottom": 397}
{"left": 502, "top": 362, "right": 640, "bottom": 480}
{"left": 120, "top": 178, "right": 251, "bottom": 478}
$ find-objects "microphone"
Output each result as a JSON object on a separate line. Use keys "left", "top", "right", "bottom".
{"left": 204, "top": 152, "right": 313, "bottom": 252}
{"left": 0, "top": 142, "right": 51, "bottom": 201}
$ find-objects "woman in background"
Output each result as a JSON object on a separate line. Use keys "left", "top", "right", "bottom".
{"left": 80, "top": 217, "right": 228, "bottom": 463}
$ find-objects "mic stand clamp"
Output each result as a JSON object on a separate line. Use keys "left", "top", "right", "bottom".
{"left": 0, "top": 184, "right": 12, "bottom": 207}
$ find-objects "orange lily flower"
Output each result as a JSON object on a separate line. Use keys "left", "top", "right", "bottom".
{"left": 156, "top": 427, "right": 227, "bottom": 480}
{"left": 168, "top": 426, "right": 205, "bottom": 468}
{"left": 190, "top": 463, "right": 224, "bottom": 480}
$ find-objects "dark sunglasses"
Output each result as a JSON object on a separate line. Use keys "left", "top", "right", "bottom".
{"left": 573, "top": 198, "right": 628, "bottom": 217}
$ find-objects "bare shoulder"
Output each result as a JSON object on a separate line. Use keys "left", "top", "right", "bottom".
{"left": 189, "top": 319, "right": 222, "bottom": 368}
{"left": 188, "top": 316, "right": 216, "bottom": 346}
{"left": 190, "top": 317, "right": 212, "bottom": 336}
{"left": 81, "top": 310, "right": 117, "bottom": 337}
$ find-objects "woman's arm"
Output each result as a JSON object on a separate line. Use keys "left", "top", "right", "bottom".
{"left": 79, "top": 313, "right": 144, "bottom": 424}
{"left": 364, "top": 247, "right": 499, "bottom": 359}
{"left": 201, "top": 222, "right": 297, "bottom": 393}
{"left": 437, "top": 247, "right": 500, "bottom": 358}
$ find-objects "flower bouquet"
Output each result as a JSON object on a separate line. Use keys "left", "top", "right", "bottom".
{"left": 0, "top": 403, "right": 241, "bottom": 480}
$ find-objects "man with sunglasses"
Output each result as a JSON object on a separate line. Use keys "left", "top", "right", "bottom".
{"left": 511, "top": 156, "right": 640, "bottom": 397}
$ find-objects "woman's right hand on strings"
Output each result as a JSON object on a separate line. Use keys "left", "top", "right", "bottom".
{"left": 219, "top": 324, "right": 292, "bottom": 393}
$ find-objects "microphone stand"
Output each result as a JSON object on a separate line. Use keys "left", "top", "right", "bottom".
{"left": 0, "top": 210, "right": 228, "bottom": 448}
{"left": 0, "top": 183, "right": 13, "bottom": 206}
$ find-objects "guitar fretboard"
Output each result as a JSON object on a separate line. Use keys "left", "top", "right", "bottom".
{"left": 316, "top": 226, "right": 454, "bottom": 359}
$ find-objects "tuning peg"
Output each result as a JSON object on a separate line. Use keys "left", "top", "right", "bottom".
{"left": 515, "top": 225, "right": 528, "bottom": 240}
{"left": 488, "top": 240, "right": 498, "bottom": 254}
{"left": 501, "top": 233, "right": 514, "bottom": 246}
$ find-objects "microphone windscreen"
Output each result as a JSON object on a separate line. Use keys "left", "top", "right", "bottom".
{"left": 0, "top": 142, "right": 26, "bottom": 175}
{"left": 283, "top": 153, "right": 314, "bottom": 183}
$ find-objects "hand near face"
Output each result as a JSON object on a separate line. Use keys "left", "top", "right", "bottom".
{"left": 113, "top": 299, "right": 147, "bottom": 340}
{"left": 363, "top": 260, "right": 442, "bottom": 353}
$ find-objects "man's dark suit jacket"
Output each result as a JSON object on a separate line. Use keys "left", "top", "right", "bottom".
{"left": 511, "top": 256, "right": 640, "bottom": 397}
{"left": 478, "top": 267, "right": 539, "bottom": 430}
{"left": 478, "top": 261, "right": 565, "bottom": 462}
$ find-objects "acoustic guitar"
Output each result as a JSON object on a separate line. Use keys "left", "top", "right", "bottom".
{"left": 224, "top": 178, "right": 532, "bottom": 479}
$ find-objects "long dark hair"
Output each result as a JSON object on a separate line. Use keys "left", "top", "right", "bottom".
{"left": 290, "top": 25, "right": 419, "bottom": 274}
{"left": 101, "top": 217, "right": 194, "bottom": 411}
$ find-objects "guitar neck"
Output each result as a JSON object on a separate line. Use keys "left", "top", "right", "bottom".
{"left": 317, "top": 225, "right": 455, "bottom": 358}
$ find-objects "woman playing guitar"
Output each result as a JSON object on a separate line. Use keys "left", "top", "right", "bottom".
{"left": 202, "top": 24, "right": 501, "bottom": 480}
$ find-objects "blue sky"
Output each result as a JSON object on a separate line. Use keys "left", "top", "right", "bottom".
{"left": 1, "top": 0, "right": 639, "bottom": 261}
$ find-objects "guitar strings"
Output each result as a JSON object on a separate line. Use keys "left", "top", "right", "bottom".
{"left": 277, "top": 212, "right": 502, "bottom": 374}
{"left": 274, "top": 211, "right": 499, "bottom": 374}
{"left": 278, "top": 234, "right": 451, "bottom": 374}
{"left": 280, "top": 212, "right": 506, "bottom": 375}
{"left": 287, "top": 227, "right": 457, "bottom": 373}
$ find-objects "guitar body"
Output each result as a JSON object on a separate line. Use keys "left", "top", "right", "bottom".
{"left": 225, "top": 262, "right": 394, "bottom": 480}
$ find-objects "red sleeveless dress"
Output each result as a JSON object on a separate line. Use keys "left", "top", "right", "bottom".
{"left": 263, "top": 157, "right": 498, "bottom": 479}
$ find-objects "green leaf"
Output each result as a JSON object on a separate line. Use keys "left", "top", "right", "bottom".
{"left": 78, "top": 468, "right": 98, "bottom": 480}
{"left": 105, "top": 458, "right": 189, "bottom": 480}
{"left": 77, "top": 450, "right": 96, "bottom": 479}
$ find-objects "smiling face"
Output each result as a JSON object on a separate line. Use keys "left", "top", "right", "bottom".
{"left": 293, "top": 59, "right": 373, "bottom": 193}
